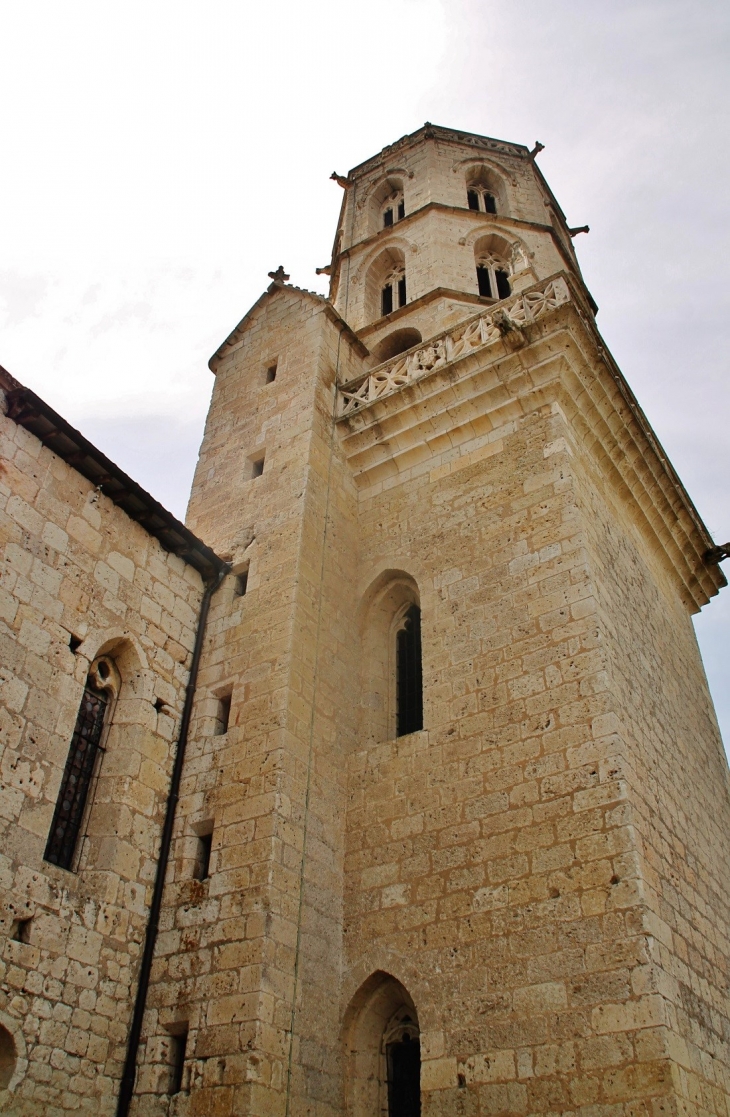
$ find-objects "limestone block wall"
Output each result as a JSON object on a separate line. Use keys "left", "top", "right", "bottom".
{"left": 573, "top": 438, "right": 730, "bottom": 1115}
{"left": 342, "top": 401, "right": 655, "bottom": 1117}
{"left": 335, "top": 298, "right": 727, "bottom": 1116}
{"left": 133, "top": 287, "right": 361, "bottom": 1117}
{"left": 0, "top": 397, "right": 206, "bottom": 1115}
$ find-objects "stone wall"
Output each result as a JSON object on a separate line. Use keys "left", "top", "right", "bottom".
{"left": 132, "top": 286, "right": 362, "bottom": 1117}
{"left": 0, "top": 390, "right": 207, "bottom": 1116}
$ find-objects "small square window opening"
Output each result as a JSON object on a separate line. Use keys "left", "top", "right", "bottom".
{"left": 194, "top": 831, "right": 213, "bottom": 881}
{"left": 13, "top": 918, "right": 32, "bottom": 944}
{"left": 169, "top": 1027, "right": 188, "bottom": 1096}
{"left": 216, "top": 693, "right": 232, "bottom": 735}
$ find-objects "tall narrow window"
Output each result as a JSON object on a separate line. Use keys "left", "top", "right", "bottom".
{"left": 381, "top": 267, "right": 407, "bottom": 319}
{"left": 496, "top": 268, "right": 511, "bottom": 299}
{"left": 387, "top": 1033, "right": 421, "bottom": 1117}
{"left": 45, "top": 660, "right": 116, "bottom": 871}
{"left": 396, "top": 605, "right": 423, "bottom": 737}
{"left": 467, "top": 189, "right": 480, "bottom": 211}
{"left": 381, "top": 189, "right": 404, "bottom": 228}
{"left": 476, "top": 265, "right": 492, "bottom": 297}
{"left": 194, "top": 831, "right": 213, "bottom": 881}
{"left": 484, "top": 192, "right": 497, "bottom": 214}
{"left": 216, "top": 692, "right": 232, "bottom": 735}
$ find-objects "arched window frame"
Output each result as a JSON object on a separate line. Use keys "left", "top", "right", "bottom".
{"left": 467, "top": 186, "right": 497, "bottom": 214}
{"left": 382, "top": 189, "right": 406, "bottom": 228}
{"left": 475, "top": 251, "right": 512, "bottom": 301}
{"left": 44, "top": 655, "right": 120, "bottom": 872}
{"left": 381, "top": 264, "right": 407, "bottom": 317}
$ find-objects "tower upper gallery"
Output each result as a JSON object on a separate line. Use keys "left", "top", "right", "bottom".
{"left": 328, "top": 123, "right": 590, "bottom": 357}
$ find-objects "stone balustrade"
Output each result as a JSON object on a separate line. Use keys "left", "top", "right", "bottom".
{"left": 338, "top": 275, "right": 571, "bottom": 417}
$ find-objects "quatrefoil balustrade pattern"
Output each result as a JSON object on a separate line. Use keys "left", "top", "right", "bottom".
{"left": 338, "top": 276, "right": 571, "bottom": 417}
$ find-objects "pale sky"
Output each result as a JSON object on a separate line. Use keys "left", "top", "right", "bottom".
{"left": 1, "top": 0, "right": 728, "bottom": 743}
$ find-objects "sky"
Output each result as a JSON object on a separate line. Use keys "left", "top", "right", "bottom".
{"left": 1, "top": 0, "right": 728, "bottom": 744}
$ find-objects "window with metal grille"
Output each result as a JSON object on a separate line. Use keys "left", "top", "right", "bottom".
{"left": 396, "top": 604, "right": 423, "bottom": 737}
{"left": 387, "top": 1034, "right": 421, "bottom": 1117}
{"left": 44, "top": 682, "right": 109, "bottom": 870}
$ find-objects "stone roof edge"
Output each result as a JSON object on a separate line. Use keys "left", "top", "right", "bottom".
{"left": 208, "top": 282, "right": 368, "bottom": 371}
{"left": 0, "top": 364, "right": 227, "bottom": 582}
{"left": 346, "top": 123, "right": 532, "bottom": 179}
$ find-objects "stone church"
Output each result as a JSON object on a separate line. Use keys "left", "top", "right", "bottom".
{"left": 0, "top": 123, "right": 728, "bottom": 1117}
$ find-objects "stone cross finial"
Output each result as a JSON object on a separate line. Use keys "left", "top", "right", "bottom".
{"left": 268, "top": 266, "right": 290, "bottom": 284}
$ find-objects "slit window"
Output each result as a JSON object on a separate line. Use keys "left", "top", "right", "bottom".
{"left": 382, "top": 283, "right": 394, "bottom": 316}
{"left": 387, "top": 1034, "right": 421, "bottom": 1117}
{"left": 194, "top": 831, "right": 213, "bottom": 881}
{"left": 234, "top": 570, "right": 248, "bottom": 597}
{"left": 397, "top": 199, "right": 405, "bottom": 221}
{"left": 265, "top": 363, "right": 277, "bottom": 384}
{"left": 44, "top": 678, "right": 110, "bottom": 870}
{"left": 396, "top": 604, "right": 423, "bottom": 737}
{"left": 216, "top": 693, "right": 232, "bottom": 735}
{"left": 169, "top": 1027, "right": 188, "bottom": 1096}
{"left": 251, "top": 455, "right": 265, "bottom": 479}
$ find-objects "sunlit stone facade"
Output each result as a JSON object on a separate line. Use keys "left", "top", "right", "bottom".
{"left": 1, "top": 124, "right": 728, "bottom": 1117}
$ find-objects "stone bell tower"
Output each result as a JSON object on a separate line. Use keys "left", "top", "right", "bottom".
{"left": 133, "top": 125, "right": 728, "bottom": 1117}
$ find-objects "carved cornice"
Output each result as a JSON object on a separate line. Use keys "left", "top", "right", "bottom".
{"left": 336, "top": 272, "right": 724, "bottom": 613}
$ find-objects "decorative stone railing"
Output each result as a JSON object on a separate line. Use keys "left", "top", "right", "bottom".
{"left": 338, "top": 276, "right": 571, "bottom": 417}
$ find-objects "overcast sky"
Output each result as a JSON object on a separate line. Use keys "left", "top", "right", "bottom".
{"left": 1, "top": 0, "right": 728, "bottom": 744}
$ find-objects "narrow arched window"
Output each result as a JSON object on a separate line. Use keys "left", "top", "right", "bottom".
{"left": 381, "top": 266, "right": 407, "bottom": 317}
{"left": 45, "top": 656, "right": 118, "bottom": 871}
{"left": 382, "top": 190, "right": 405, "bottom": 228}
{"left": 396, "top": 605, "right": 422, "bottom": 736}
{"left": 475, "top": 254, "right": 511, "bottom": 302}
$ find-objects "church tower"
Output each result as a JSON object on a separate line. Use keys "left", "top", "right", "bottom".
{"left": 134, "top": 125, "right": 728, "bottom": 1117}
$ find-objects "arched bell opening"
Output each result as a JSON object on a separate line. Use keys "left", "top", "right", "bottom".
{"left": 372, "top": 328, "right": 422, "bottom": 364}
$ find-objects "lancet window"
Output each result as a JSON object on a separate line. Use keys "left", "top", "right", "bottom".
{"left": 395, "top": 604, "right": 423, "bottom": 737}
{"left": 475, "top": 253, "right": 511, "bottom": 300}
{"left": 382, "top": 190, "right": 406, "bottom": 228}
{"left": 467, "top": 187, "right": 497, "bottom": 214}
{"left": 381, "top": 266, "right": 407, "bottom": 317}
{"left": 44, "top": 656, "right": 119, "bottom": 871}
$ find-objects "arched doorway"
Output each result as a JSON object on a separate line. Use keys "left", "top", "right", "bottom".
{"left": 343, "top": 971, "right": 421, "bottom": 1117}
